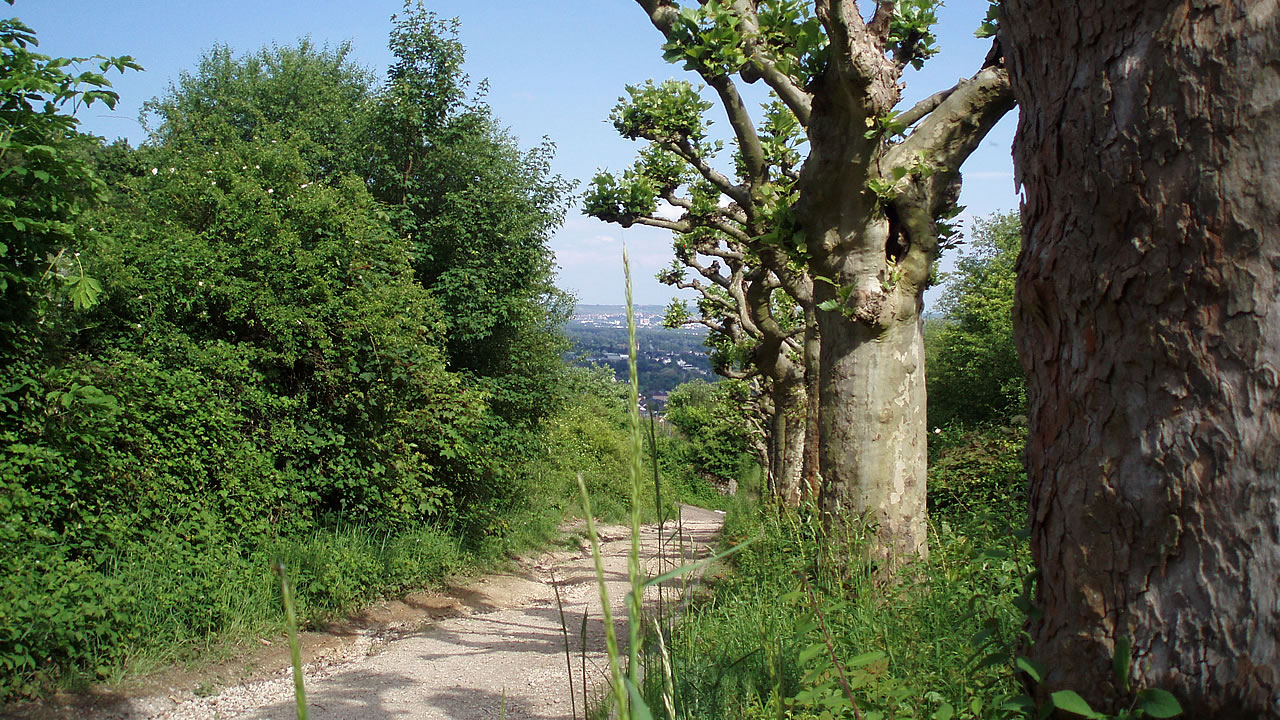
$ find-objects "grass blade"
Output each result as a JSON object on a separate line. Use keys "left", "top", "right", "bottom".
{"left": 271, "top": 559, "right": 308, "bottom": 720}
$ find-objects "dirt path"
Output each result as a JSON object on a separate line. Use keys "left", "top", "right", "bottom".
{"left": 29, "top": 505, "right": 724, "bottom": 720}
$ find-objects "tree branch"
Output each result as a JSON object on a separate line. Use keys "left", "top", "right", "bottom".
{"left": 706, "top": 74, "right": 768, "bottom": 187}
{"left": 814, "top": 0, "right": 899, "bottom": 112}
{"left": 883, "top": 65, "right": 1015, "bottom": 187}
{"left": 728, "top": 0, "right": 813, "bottom": 127}
{"left": 662, "top": 192, "right": 750, "bottom": 227}
{"left": 897, "top": 87, "right": 957, "bottom": 130}
{"left": 667, "top": 138, "right": 750, "bottom": 207}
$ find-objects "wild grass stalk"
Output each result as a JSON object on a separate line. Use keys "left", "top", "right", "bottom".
{"left": 575, "top": 472, "right": 628, "bottom": 715}
{"left": 271, "top": 559, "right": 308, "bottom": 720}
{"left": 551, "top": 568, "right": 578, "bottom": 720}
{"left": 623, "top": 248, "right": 645, "bottom": 697}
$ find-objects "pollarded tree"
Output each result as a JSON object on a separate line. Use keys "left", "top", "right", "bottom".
{"left": 1002, "top": 1, "right": 1280, "bottom": 715}
{"left": 589, "top": 0, "right": 1013, "bottom": 561}
{"left": 657, "top": 227, "right": 816, "bottom": 504}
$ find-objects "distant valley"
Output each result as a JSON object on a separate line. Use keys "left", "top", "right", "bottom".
{"left": 565, "top": 305, "right": 714, "bottom": 399}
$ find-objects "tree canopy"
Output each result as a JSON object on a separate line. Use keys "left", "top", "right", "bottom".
{"left": 586, "top": 0, "right": 1015, "bottom": 560}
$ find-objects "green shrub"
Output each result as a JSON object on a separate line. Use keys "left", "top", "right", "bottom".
{"left": 927, "top": 211, "right": 1025, "bottom": 428}
{"left": 928, "top": 424, "right": 1028, "bottom": 532}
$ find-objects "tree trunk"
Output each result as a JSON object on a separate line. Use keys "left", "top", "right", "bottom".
{"left": 1003, "top": 1, "right": 1280, "bottom": 715}
{"left": 813, "top": 290, "right": 929, "bottom": 563}
{"left": 801, "top": 306, "right": 823, "bottom": 502}
{"left": 772, "top": 373, "right": 809, "bottom": 506}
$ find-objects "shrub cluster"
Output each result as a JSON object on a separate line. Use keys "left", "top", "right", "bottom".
{"left": 0, "top": 8, "right": 605, "bottom": 700}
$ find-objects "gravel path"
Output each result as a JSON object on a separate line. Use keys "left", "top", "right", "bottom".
{"left": 30, "top": 505, "right": 724, "bottom": 720}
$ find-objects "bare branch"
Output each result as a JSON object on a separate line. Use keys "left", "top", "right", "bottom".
{"left": 706, "top": 74, "right": 768, "bottom": 187}
{"left": 883, "top": 65, "right": 1015, "bottom": 187}
{"left": 668, "top": 138, "right": 750, "bottom": 207}
{"left": 867, "top": 1, "right": 895, "bottom": 42}
{"left": 661, "top": 192, "right": 749, "bottom": 227}
{"left": 897, "top": 87, "right": 957, "bottom": 130}
{"left": 627, "top": 215, "right": 693, "bottom": 234}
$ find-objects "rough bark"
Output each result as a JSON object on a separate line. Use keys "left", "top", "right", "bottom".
{"left": 1002, "top": 1, "right": 1280, "bottom": 715}
{"left": 799, "top": 48, "right": 1014, "bottom": 564}
{"left": 801, "top": 306, "right": 823, "bottom": 501}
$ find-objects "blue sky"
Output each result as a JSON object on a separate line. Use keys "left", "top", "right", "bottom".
{"left": 16, "top": 0, "right": 1018, "bottom": 306}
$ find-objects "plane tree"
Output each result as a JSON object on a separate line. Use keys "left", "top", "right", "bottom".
{"left": 586, "top": 0, "right": 1013, "bottom": 561}
{"left": 1003, "top": 0, "right": 1279, "bottom": 714}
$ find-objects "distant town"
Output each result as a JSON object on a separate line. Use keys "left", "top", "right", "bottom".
{"left": 571, "top": 304, "right": 690, "bottom": 329}
{"left": 565, "top": 304, "right": 714, "bottom": 400}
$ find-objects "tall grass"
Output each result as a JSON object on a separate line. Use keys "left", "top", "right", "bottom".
{"left": 571, "top": 248, "right": 753, "bottom": 720}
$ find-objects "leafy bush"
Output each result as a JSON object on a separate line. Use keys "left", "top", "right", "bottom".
{"left": 0, "top": 10, "right": 579, "bottom": 701}
{"left": 664, "top": 379, "right": 755, "bottom": 482}
{"left": 927, "top": 212, "right": 1025, "bottom": 428}
{"left": 928, "top": 424, "right": 1028, "bottom": 530}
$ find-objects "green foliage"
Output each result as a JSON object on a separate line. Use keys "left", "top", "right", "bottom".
{"left": 887, "top": 0, "right": 943, "bottom": 69}
{"left": 664, "top": 379, "right": 754, "bottom": 482}
{"left": 975, "top": 2, "right": 1001, "bottom": 39}
{"left": 0, "top": 7, "right": 582, "bottom": 700}
{"left": 140, "top": 40, "right": 374, "bottom": 179}
{"left": 927, "top": 425, "right": 1027, "bottom": 528}
{"left": 927, "top": 211, "right": 1025, "bottom": 428}
{"left": 661, "top": 0, "right": 828, "bottom": 86}
{"left": 659, "top": 499, "right": 1030, "bottom": 719}
{"left": 611, "top": 78, "right": 715, "bottom": 149}
{"left": 0, "top": 14, "right": 138, "bottom": 323}
{"left": 369, "top": 4, "right": 574, "bottom": 434}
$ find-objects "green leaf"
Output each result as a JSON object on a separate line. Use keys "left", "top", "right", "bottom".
{"left": 1113, "top": 635, "right": 1132, "bottom": 692}
{"left": 1015, "top": 656, "right": 1046, "bottom": 684}
{"left": 1136, "top": 688, "right": 1183, "bottom": 718}
{"left": 847, "top": 650, "right": 886, "bottom": 667}
{"left": 798, "top": 642, "right": 827, "bottom": 666}
{"left": 639, "top": 537, "right": 753, "bottom": 591}
{"left": 624, "top": 678, "right": 654, "bottom": 720}
{"left": 932, "top": 702, "right": 955, "bottom": 720}
{"left": 817, "top": 299, "right": 840, "bottom": 312}
{"left": 1050, "top": 690, "right": 1104, "bottom": 719}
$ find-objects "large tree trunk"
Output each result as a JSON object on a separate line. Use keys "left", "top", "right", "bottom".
{"left": 1003, "top": 1, "right": 1280, "bottom": 715}
{"left": 812, "top": 280, "right": 929, "bottom": 563}
{"left": 801, "top": 307, "right": 823, "bottom": 502}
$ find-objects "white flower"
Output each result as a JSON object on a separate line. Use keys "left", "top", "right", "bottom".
{"left": 933, "top": 427, "right": 942, "bottom": 434}
{"left": 169, "top": 168, "right": 175, "bottom": 173}
{"left": 151, "top": 168, "right": 158, "bottom": 175}
{"left": 267, "top": 188, "right": 273, "bottom": 194}
{"left": 198, "top": 281, "right": 204, "bottom": 287}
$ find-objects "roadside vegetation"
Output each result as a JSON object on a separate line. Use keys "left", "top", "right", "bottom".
{"left": 0, "top": 7, "right": 678, "bottom": 701}
{"left": 5, "top": 2, "right": 1173, "bottom": 718}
